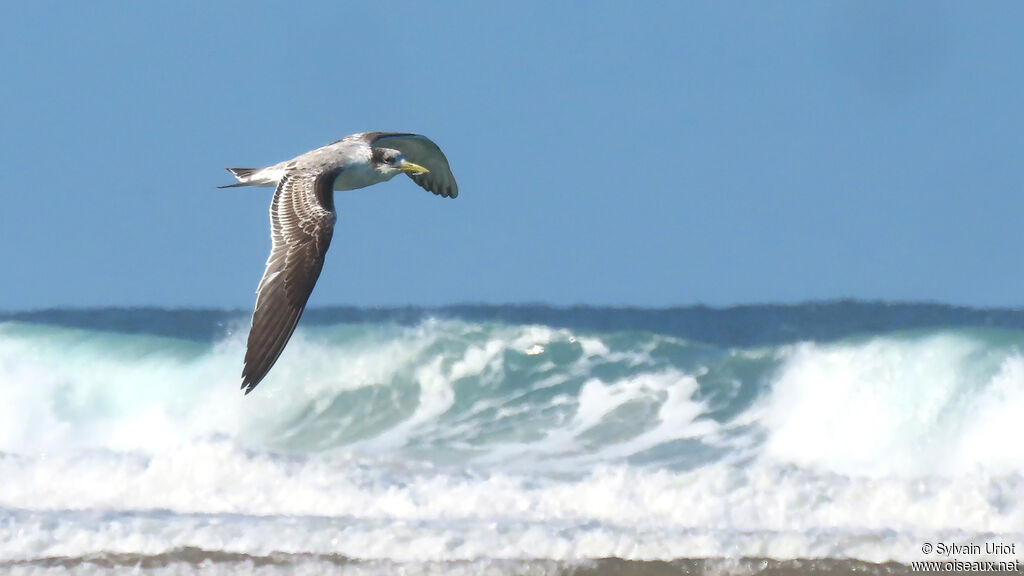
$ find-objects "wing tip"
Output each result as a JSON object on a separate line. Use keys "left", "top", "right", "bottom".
{"left": 240, "top": 360, "right": 268, "bottom": 395}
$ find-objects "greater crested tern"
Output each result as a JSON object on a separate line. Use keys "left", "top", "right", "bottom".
{"left": 220, "top": 132, "right": 458, "bottom": 394}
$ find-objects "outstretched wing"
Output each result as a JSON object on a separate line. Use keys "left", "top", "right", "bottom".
{"left": 241, "top": 170, "right": 339, "bottom": 393}
{"left": 368, "top": 132, "right": 459, "bottom": 198}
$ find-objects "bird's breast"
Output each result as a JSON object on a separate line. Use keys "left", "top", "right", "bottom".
{"left": 331, "top": 163, "right": 389, "bottom": 191}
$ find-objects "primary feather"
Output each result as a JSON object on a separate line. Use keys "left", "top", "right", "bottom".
{"left": 223, "top": 132, "right": 459, "bottom": 393}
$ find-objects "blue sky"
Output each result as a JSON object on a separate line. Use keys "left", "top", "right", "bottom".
{"left": 2, "top": 2, "right": 1022, "bottom": 310}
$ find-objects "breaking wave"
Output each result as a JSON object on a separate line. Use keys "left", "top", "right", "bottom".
{"left": 1, "top": 308, "right": 1023, "bottom": 567}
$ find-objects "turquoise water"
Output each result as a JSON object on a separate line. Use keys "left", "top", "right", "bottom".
{"left": 1, "top": 303, "right": 1022, "bottom": 573}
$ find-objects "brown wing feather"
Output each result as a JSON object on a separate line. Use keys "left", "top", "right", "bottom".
{"left": 241, "top": 171, "right": 339, "bottom": 393}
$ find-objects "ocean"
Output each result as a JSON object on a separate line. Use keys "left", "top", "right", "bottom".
{"left": 1, "top": 302, "right": 1022, "bottom": 575}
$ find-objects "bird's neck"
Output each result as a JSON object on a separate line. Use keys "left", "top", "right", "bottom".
{"left": 332, "top": 164, "right": 395, "bottom": 191}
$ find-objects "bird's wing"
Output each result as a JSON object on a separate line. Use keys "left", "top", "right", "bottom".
{"left": 241, "top": 170, "right": 339, "bottom": 393}
{"left": 368, "top": 133, "right": 459, "bottom": 198}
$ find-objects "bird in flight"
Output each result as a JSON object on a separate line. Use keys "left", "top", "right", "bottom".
{"left": 220, "top": 132, "right": 458, "bottom": 394}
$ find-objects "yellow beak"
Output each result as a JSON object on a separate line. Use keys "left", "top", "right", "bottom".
{"left": 399, "top": 161, "right": 430, "bottom": 174}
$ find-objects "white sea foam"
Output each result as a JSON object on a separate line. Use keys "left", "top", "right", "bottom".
{"left": 3, "top": 320, "right": 1024, "bottom": 565}
{"left": 1, "top": 441, "right": 1021, "bottom": 563}
{"left": 760, "top": 333, "right": 1024, "bottom": 477}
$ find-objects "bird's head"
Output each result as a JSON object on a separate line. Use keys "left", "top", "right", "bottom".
{"left": 371, "top": 147, "right": 430, "bottom": 179}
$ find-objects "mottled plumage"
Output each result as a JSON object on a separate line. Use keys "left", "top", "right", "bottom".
{"left": 221, "top": 132, "right": 458, "bottom": 393}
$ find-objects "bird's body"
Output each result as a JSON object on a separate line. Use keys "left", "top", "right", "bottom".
{"left": 222, "top": 132, "right": 458, "bottom": 393}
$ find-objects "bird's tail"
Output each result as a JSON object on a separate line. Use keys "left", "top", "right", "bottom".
{"left": 217, "top": 168, "right": 261, "bottom": 189}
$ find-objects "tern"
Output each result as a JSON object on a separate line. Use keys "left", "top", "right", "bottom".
{"left": 220, "top": 132, "right": 458, "bottom": 393}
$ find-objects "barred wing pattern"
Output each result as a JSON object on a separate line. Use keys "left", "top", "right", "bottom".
{"left": 241, "top": 170, "right": 339, "bottom": 393}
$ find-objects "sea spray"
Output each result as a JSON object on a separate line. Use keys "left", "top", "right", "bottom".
{"left": 1, "top": 306, "right": 1022, "bottom": 570}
